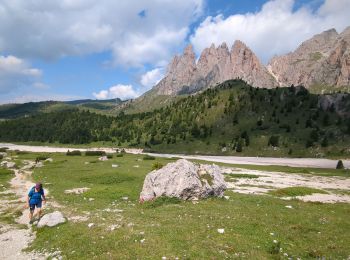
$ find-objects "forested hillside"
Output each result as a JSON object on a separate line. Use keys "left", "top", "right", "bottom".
{"left": 1, "top": 80, "right": 349, "bottom": 157}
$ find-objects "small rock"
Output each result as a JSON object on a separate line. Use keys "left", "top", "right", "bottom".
{"left": 112, "top": 164, "right": 119, "bottom": 168}
{"left": 122, "top": 196, "right": 128, "bottom": 201}
{"left": 45, "top": 158, "right": 53, "bottom": 162}
{"left": 88, "top": 198, "right": 94, "bottom": 201}
{"left": 140, "top": 238, "right": 145, "bottom": 243}
{"left": 224, "top": 196, "right": 230, "bottom": 200}
{"left": 133, "top": 165, "right": 140, "bottom": 168}
{"left": 273, "top": 240, "right": 278, "bottom": 243}
{"left": 285, "top": 205, "right": 293, "bottom": 209}
{"left": 99, "top": 156, "right": 108, "bottom": 161}
{"left": 37, "top": 211, "right": 66, "bottom": 228}
{"left": 217, "top": 228, "right": 225, "bottom": 234}
{"left": 88, "top": 223, "right": 94, "bottom": 228}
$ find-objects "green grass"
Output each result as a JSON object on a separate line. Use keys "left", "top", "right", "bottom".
{"left": 12, "top": 152, "right": 349, "bottom": 259}
{"left": 227, "top": 173, "right": 260, "bottom": 179}
{"left": 0, "top": 168, "right": 14, "bottom": 190}
{"left": 269, "top": 187, "right": 328, "bottom": 197}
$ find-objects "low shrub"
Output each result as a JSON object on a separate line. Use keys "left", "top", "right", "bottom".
{"left": 15, "top": 150, "right": 29, "bottom": 155}
{"left": 116, "top": 153, "right": 124, "bottom": 157}
{"left": 106, "top": 154, "right": 113, "bottom": 159}
{"left": 269, "top": 186, "right": 327, "bottom": 197}
{"left": 85, "top": 151, "right": 106, "bottom": 156}
{"left": 66, "top": 150, "right": 82, "bottom": 156}
{"left": 0, "top": 154, "right": 3, "bottom": 160}
{"left": 152, "top": 162, "right": 163, "bottom": 170}
{"left": 0, "top": 147, "right": 9, "bottom": 152}
{"left": 336, "top": 160, "right": 344, "bottom": 169}
{"left": 143, "top": 154, "right": 155, "bottom": 160}
{"left": 36, "top": 155, "right": 49, "bottom": 161}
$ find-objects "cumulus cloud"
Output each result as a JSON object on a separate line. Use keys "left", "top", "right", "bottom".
{"left": 0, "top": 0, "right": 203, "bottom": 67}
{"left": 140, "top": 68, "right": 164, "bottom": 88}
{"left": 0, "top": 55, "right": 42, "bottom": 93}
{"left": 93, "top": 84, "right": 139, "bottom": 100}
{"left": 190, "top": 0, "right": 350, "bottom": 63}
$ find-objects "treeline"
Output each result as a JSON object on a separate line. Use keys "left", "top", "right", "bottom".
{"left": 0, "top": 80, "right": 349, "bottom": 156}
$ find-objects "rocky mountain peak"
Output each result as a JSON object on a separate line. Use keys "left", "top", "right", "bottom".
{"left": 155, "top": 39, "right": 277, "bottom": 95}
{"left": 268, "top": 27, "right": 350, "bottom": 89}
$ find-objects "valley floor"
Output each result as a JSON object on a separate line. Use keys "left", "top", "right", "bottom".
{"left": 0, "top": 149, "right": 349, "bottom": 258}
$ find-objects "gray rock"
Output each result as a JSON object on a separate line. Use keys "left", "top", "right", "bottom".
{"left": 37, "top": 211, "right": 66, "bottom": 228}
{"left": 140, "top": 159, "right": 226, "bottom": 201}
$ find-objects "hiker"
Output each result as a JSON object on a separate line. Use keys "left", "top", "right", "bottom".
{"left": 27, "top": 182, "right": 46, "bottom": 224}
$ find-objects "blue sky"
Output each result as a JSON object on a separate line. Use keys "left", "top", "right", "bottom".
{"left": 0, "top": 0, "right": 349, "bottom": 104}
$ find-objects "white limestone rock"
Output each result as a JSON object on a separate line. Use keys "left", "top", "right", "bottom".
{"left": 140, "top": 159, "right": 226, "bottom": 201}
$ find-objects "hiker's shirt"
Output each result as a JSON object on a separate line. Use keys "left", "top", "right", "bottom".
{"left": 28, "top": 188, "right": 44, "bottom": 204}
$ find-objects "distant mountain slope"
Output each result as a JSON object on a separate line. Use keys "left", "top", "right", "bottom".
{"left": 0, "top": 98, "right": 124, "bottom": 119}
{"left": 1, "top": 80, "right": 349, "bottom": 157}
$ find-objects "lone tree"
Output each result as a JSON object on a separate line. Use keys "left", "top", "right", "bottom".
{"left": 336, "top": 160, "right": 344, "bottom": 169}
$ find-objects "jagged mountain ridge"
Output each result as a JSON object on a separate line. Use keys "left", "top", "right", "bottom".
{"left": 154, "top": 26, "right": 350, "bottom": 96}
{"left": 154, "top": 40, "right": 277, "bottom": 95}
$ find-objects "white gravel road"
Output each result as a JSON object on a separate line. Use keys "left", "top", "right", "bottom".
{"left": 1, "top": 143, "right": 349, "bottom": 169}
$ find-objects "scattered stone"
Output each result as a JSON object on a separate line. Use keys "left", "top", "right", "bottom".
{"left": 88, "top": 198, "right": 95, "bottom": 201}
{"left": 84, "top": 162, "right": 89, "bottom": 165}
{"left": 109, "top": 224, "right": 121, "bottom": 231}
{"left": 35, "top": 162, "right": 44, "bottom": 168}
{"left": 140, "top": 239, "right": 145, "bottom": 243}
{"left": 217, "top": 229, "right": 225, "bottom": 234}
{"left": 140, "top": 159, "right": 226, "bottom": 201}
{"left": 64, "top": 187, "right": 90, "bottom": 195}
{"left": 122, "top": 196, "right": 128, "bottom": 201}
{"left": 285, "top": 205, "right": 293, "bottom": 209}
{"left": 99, "top": 156, "right": 108, "bottom": 161}
{"left": 45, "top": 158, "right": 53, "bottom": 162}
{"left": 37, "top": 211, "right": 66, "bottom": 228}
{"left": 0, "top": 161, "right": 16, "bottom": 169}
{"left": 112, "top": 164, "right": 119, "bottom": 168}
{"left": 133, "top": 165, "right": 140, "bottom": 168}
{"left": 224, "top": 196, "right": 230, "bottom": 200}
{"left": 88, "top": 223, "right": 94, "bottom": 228}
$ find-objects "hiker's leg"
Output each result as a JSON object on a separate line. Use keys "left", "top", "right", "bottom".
{"left": 29, "top": 205, "right": 34, "bottom": 223}
{"left": 37, "top": 208, "right": 42, "bottom": 219}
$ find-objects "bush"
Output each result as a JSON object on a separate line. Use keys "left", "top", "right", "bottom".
{"left": 336, "top": 160, "right": 344, "bottom": 169}
{"left": 268, "top": 135, "right": 279, "bottom": 147}
{"left": 143, "top": 154, "right": 155, "bottom": 160}
{"left": 66, "top": 150, "right": 82, "bottom": 156}
{"left": 106, "top": 154, "right": 113, "bottom": 159}
{"left": 0, "top": 147, "right": 9, "bottom": 152}
{"left": 152, "top": 162, "right": 163, "bottom": 170}
{"left": 85, "top": 150, "right": 106, "bottom": 156}
{"left": 36, "top": 155, "right": 49, "bottom": 161}
{"left": 0, "top": 154, "right": 3, "bottom": 160}
{"left": 116, "top": 153, "right": 123, "bottom": 157}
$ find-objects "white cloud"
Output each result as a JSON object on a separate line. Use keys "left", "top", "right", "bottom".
{"left": 140, "top": 68, "right": 164, "bottom": 88}
{"left": 93, "top": 84, "right": 139, "bottom": 100}
{"left": 190, "top": 0, "right": 350, "bottom": 63}
{"left": 0, "top": 55, "right": 42, "bottom": 93}
{"left": 0, "top": 0, "right": 203, "bottom": 67}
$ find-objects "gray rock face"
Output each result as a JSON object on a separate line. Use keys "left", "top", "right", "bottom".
{"left": 318, "top": 93, "right": 350, "bottom": 117}
{"left": 155, "top": 41, "right": 277, "bottom": 95}
{"left": 139, "top": 159, "right": 226, "bottom": 201}
{"left": 268, "top": 27, "right": 350, "bottom": 89}
{"left": 37, "top": 211, "right": 66, "bottom": 228}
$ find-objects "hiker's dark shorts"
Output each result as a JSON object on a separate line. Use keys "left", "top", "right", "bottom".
{"left": 29, "top": 201, "right": 42, "bottom": 212}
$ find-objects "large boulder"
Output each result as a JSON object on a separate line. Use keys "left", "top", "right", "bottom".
{"left": 140, "top": 159, "right": 226, "bottom": 201}
{"left": 37, "top": 211, "right": 66, "bottom": 228}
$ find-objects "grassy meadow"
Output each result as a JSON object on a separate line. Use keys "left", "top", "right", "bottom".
{"left": 0, "top": 152, "right": 345, "bottom": 259}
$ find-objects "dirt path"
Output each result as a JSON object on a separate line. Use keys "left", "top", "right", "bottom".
{"left": 1, "top": 143, "right": 349, "bottom": 169}
{"left": 223, "top": 167, "right": 350, "bottom": 203}
{"left": 0, "top": 160, "right": 45, "bottom": 259}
